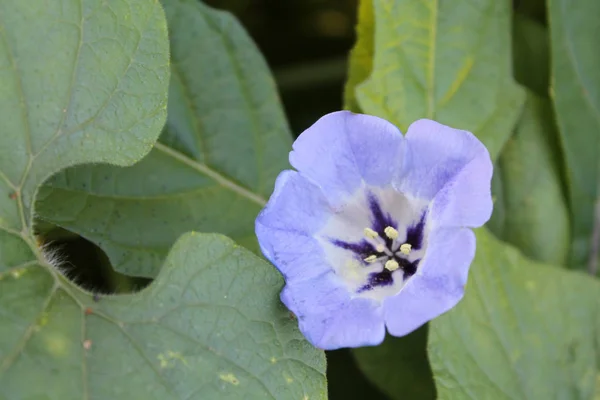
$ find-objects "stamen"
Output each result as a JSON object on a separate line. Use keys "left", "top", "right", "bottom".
{"left": 364, "top": 228, "right": 379, "bottom": 239}
{"left": 384, "top": 226, "right": 399, "bottom": 239}
{"left": 399, "top": 243, "right": 412, "bottom": 255}
{"left": 364, "top": 255, "right": 378, "bottom": 263}
{"left": 363, "top": 227, "right": 394, "bottom": 256}
{"left": 384, "top": 260, "right": 399, "bottom": 271}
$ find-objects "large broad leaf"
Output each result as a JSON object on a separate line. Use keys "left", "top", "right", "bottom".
{"left": 0, "top": 1, "right": 325, "bottom": 398}
{"left": 1, "top": 233, "right": 326, "bottom": 399}
{"left": 428, "top": 229, "right": 600, "bottom": 399}
{"left": 353, "top": 0, "right": 525, "bottom": 159}
{"left": 548, "top": 0, "right": 600, "bottom": 269}
{"left": 488, "top": 92, "right": 569, "bottom": 265}
{"left": 0, "top": 0, "right": 169, "bottom": 220}
{"left": 35, "top": 0, "right": 292, "bottom": 278}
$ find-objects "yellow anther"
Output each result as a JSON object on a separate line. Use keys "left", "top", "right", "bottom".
{"left": 375, "top": 244, "right": 385, "bottom": 253}
{"left": 385, "top": 260, "right": 399, "bottom": 271}
{"left": 384, "top": 226, "right": 399, "bottom": 239}
{"left": 364, "top": 255, "right": 378, "bottom": 263}
{"left": 364, "top": 228, "right": 379, "bottom": 239}
{"left": 399, "top": 243, "right": 412, "bottom": 255}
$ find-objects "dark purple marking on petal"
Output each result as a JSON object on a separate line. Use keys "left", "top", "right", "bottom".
{"left": 367, "top": 191, "right": 398, "bottom": 248}
{"left": 358, "top": 269, "right": 394, "bottom": 292}
{"left": 367, "top": 192, "right": 397, "bottom": 232}
{"left": 330, "top": 238, "right": 374, "bottom": 260}
{"left": 406, "top": 212, "right": 427, "bottom": 250}
{"left": 402, "top": 259, "right": 419, "bottom": 278}
{"left": 357, "top": 258, "right": 420, "bottom": 293}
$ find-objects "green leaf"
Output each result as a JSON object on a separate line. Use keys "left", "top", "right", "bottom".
{"left": 1, "top": 233, "right": 326, "bottom": 399}
{"left": 428, "top": 229, "right": 600, "bottom": 399}
{"left": 488, "top": 92, "right": 570, "bottom": 265}
{"left": 0, "top": 0, "right": 169, "bottom": 224}
{"left": 548, "top": 0, "right": 600, "bottom": 268}
{"left": 512, "top": 14, "right": 550, "bottom": 96}
{"left": 352, "top": 327, "right": 436, "bottom": 400}
{"left": 36, "top": 0, "right": 292, "bottom": 278}
{"left": 353, "top": 0, "right": 525, "bottom": 159}
{"left": 344, "top": 0, "right": 374, "bottom": 112}
{"left": 0, "top": 1, "right": 325, "bottom": 398}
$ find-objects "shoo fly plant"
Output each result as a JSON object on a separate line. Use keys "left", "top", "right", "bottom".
{"left": 0, "top": 0, "right": 599, "bottom": 399}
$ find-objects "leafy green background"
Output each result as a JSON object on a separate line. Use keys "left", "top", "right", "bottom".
{"left": 488, "top": 92, "right": 570, "bottom": 265}
{"left": 0, "top": 0, "right": 325, "bottom": 398}
{"left": 548, "top": 0, "right": 600, "bottom": 269}
{"left": 1, "top": 0, "right": 599, "bottom": 398}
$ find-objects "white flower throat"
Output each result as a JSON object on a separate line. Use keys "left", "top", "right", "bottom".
{"left": 317, "top": 187, "right": 430, "bottom": 301}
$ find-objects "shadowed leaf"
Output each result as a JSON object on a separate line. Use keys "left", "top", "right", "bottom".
{"left": 488, "top": 92, "right": 569, "bottom": 265}
{"left": 548, "top": 0, "right": 600, "bottom": 268}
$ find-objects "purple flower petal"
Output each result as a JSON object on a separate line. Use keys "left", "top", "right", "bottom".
{"left": 281, "top": 272, "right": 386, "bottom": 350}
{"left": 383, "top": 228, "right": 475, "bottom": 336}
{"left": 256, "top": 171, "right": 331, "bottom": 282}
{"left": 256, "top": 170, "right": 330, "bottom": 234}
{"left": 289, "top": 111, "right": 406, "bottom": 206}
{"left": 396, "top": 119, "right": 490, "bottom": 202}
{"left": 429, "top": 148, "right": 493, "bottom": 229}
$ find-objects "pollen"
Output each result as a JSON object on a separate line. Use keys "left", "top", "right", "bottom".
{"left": 384, "top": 260, "right": 399, "bottom": 271}
{"left": 384, "top": 226, "right": 399, "bottom": 239}
{"left": 364, "top": 227, "right": 379, "bottom": 239}
{"left": 364, "top": 255, "right": 378, "bottom": 263}
{"left": 375, "top": 244, "right": 385, "bottom": 253}
{"left": 399, "top": 243, "right": 412, "bottom": 255}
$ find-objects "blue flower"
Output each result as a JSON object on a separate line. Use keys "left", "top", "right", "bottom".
{"left": 255, "top": 111, "right": 493, "bottom": 350}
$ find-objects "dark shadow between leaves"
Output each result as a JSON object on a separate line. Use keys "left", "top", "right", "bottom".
{"left": 352, "top": 325, "right": 436, "bottom": 400}
{"left": 327, "top": 348, "right": 390, "bottom": 400}
{"left": 35, "top": 222, "right": 151, "bottom": 295}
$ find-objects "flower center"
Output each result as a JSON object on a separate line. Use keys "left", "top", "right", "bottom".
{"left": 349, "top": 219, "right": 424, "bottom": 294}
{"left": 317, "top": 188, "right": 429, "bottom": 301}
{"left": 362, "top": 227, "right": 413, "bottom": 272}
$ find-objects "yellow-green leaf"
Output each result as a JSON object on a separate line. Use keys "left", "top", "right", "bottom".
{"left": 354, "top": 0, "right": 525, "bottom": 159}
{"left": 428, "top": 229, "right": 600, "bottom": 399}
{"left": 344, "top": 0, "right": 374, "bottom": 112}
